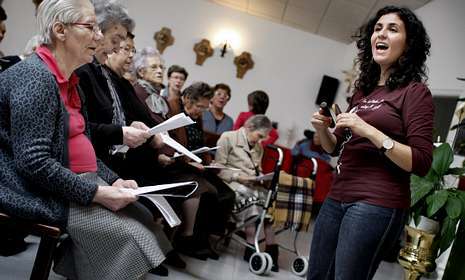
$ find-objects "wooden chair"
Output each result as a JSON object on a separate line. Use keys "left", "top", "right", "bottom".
{"left": 0, "top": 212, "right": 63, "bottom": 280}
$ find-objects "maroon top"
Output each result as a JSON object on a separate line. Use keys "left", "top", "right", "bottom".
{"left": 330, "top": 82, "right": 434, "bottom": 209}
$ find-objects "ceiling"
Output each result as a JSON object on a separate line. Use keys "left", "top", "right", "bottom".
{"left": 208, "top": 0, "right": 431, "bottom": 43}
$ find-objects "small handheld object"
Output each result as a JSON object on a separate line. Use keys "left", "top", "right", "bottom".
{"left": 320, "top": 102, "right": 337, "bottom": 128}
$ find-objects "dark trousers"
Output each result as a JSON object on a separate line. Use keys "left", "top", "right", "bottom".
{"left": 195, "top": 172, "right": 235, "bottom": 237}
{"left": 307, "top": 198, "right": 407, "bottom": 280}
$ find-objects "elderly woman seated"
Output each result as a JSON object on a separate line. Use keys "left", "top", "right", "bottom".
{"left": 0, "top": 0, "right": 169, "bottom": 279}
{"left": 215, "top": 115, "right": 280, "bottom": 272}
{"left": 130, "top": 53, "right": 225, "bottom": 260}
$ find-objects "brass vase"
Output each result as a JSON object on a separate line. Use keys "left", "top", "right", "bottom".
{"left": 398, "top": 225, "right": 437, "bottom": 280}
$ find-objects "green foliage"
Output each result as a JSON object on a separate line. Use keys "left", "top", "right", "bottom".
{"left": 410, "top": 143, "right": 465, "bottom": 256}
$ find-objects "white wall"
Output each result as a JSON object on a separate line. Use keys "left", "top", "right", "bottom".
{"left": 1, "top": 1, "right": 36, "bottom": 56}
{"left": 121, "top": 0, "right": 349, "bottom": 147}
{"left": 1, "top": 0, "right": 464, "bottom": 147}
{"left": 416, "top": 0, "right": 465, "bottom": 93}
{"left": 1, "top": 0, "right": 349, "bottom": 147}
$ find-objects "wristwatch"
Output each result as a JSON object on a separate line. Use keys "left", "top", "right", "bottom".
{"left": 380, "top": 137, "right": 394, "bottom": 153}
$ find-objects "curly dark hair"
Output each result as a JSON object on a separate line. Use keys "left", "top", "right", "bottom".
{"left": 0, "top": 5, "right": 6, "bottom": 21}
{"left": 247, "top": 90, "right": 269, "bottom": 114}
{"left": 354, "top": 6, "right": 431, "bottom": 95}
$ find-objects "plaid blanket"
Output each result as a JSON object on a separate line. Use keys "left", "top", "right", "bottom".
{"left": 273, "top": 171, "right": 314, "bottom": 232}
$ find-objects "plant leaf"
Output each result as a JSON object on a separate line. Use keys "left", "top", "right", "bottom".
{"left": 446, "top": 167, "right": 465, "bottom": 176}
{"left": 412, "top": 206, "right": 423, "bottom": 226}
{"left": 445, "top": 195, "right": 463, "bottom": 219}
{"left": 410, "top": 175, "right": 435, "bottom": 207}
{"left": 432, "top": 143, "right": 453, "bottom": 177}
{"left": 456, "top": 191, "right": 465, "bottom": 218}
{"left": 424, "top": 168, "right": 440, "bottom": 185}
{"left": 439, "top": 216, "right": 458, "bottom": 255}
{"left": 426, "top": 190, "right": 448, "bottom": 217}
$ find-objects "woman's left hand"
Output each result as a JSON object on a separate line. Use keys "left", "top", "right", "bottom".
{"left": 335, "top": 113, "right": 374, "bottom": 138}
{"left": 112, "top": 178, "right": 138, "bottom": 189}
{"left": 188, "top": 161, "right": 205, "bottom": 171}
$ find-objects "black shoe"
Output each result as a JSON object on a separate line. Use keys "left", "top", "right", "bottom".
{"left": 265, "top": 244, "right": 279, "bottom": 272}
{"left": 175, "top": 235, "right": 209, "bottom": 261}
{"left": 0, "top": 239, "right": 28, "bottom": 257}
{"left": 243, "top": 244, "right": 255, "bottom": 262}
{"left": 149, "top": 265, "right": 168, "bottom": 277}
{"left": 164, "top": 251, "right": 186, "bottom": 269}
{"left": 198, "top": 237, "right": 220, "bottom": 260}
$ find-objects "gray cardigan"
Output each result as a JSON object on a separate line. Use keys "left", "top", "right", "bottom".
{"left": 0, "top": 54, "right": 118, "bottom": 228}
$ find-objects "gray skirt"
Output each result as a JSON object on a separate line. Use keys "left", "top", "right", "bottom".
{"left": 53, "top": 173, "right": 172, "bottom": 280}
{"left": 228, "top": 181, "right": 267, "bottom": 225}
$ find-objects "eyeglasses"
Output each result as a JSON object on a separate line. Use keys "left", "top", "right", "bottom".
{"left": 68, "top": 22, "right": 101, "bottom": 34}
{"left": 214, "top": 91, "right": 230, "bottom": 101}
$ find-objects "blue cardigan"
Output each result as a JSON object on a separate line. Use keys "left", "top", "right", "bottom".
{"left": 202, "top": 110, "right": 233, "bottom": 135}
{"left": 0, "top": 54, "right": 118, "bottom": 228}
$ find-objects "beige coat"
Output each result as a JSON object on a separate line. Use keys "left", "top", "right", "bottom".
{"left": 215, "top": 127, "right": 263, "bottom": 183}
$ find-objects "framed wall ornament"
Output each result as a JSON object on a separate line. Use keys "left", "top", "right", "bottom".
{"left": 233, "top": 51, "right": 254, "bottom": 79}
{"left": 193, "top": 39, "right": 214, "bottom": 66}
{"left": 153, "top": 27, "right": 174, "bottom": 54}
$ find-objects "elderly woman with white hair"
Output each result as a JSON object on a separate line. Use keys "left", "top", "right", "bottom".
{"left": 0, "top": 0, "right": 169, "bottom": 279}
{"left": 131, "top": 55, "right": 222, "bottom": 260}
{"left": 215, "top": 115, "right": 280, "bottom": 272}
{"left": 132, "top": 47, "right": 168, "bottom": 122}
{"left": 76, "top": 0, "right": 153, "bottom": 175}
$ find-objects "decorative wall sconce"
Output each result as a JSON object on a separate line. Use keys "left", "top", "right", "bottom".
{"left": 214, "top": 29, "right": 240, "bottom": 58}
{"left": 234, "top": 51, "right": 254, "bottom": 79}
{"left": 220, "top": 41, "right": 229, "bottom": 57}
{"left": 153, "top": 27, "right": 174, "bottom": 54}
{"left": 193, "top": 39, "right": 214, "bottom": 66}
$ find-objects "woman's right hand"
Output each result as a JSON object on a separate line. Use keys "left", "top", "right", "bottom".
{"left": 93, "top": 185, "right": 137, "bottom": 212}
{"left": 122, "top": 126, "right": 151, "bottom": 148}
{"left": 158, "top": 154, "right": 174, "bottom": 166}
{"left": 310, "top": 110, "right": 338, "bottom": 154}
{"left": 311, "top": 110, "right": 331, "bottom": 131}
{"left": 237, "top": 175, "right": 256, "bottom": 186}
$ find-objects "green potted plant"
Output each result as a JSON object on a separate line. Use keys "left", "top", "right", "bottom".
{"left": 410, "top": 142, "right": 465, "bottom": 254}
{"left": 399, "top": 143, "right": 465, "bottom": 279}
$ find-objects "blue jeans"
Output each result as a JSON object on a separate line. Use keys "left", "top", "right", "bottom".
{"left": 307, "top": 198, "right": 407, "bottom": 280}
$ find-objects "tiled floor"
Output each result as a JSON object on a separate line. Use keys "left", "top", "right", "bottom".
{"left": 0, "top": 227, "right": 408, "bottom": 280}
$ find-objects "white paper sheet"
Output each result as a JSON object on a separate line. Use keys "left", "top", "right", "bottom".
{"left": 203, "top": 165, "right": 241, "bottom": 171}
{"left": 128, "top": 181, "right": 197, "bottom": 195}
{"left": 113, "top": 113, "right": 195, "bottom": 154}
{"left": 147, "top": 113, "right": 194, "bottom": 136}
{"left": 160, "top": 133, "right": 202, "bottom": 163}
{"left": 138, "top": 195, "right": 181, "bottom": 227}
{"left": 254, "top": 172, "right": 274, "bottom": 181}
{"left": 171, "top": 146, "right": 219, "bottom": 159}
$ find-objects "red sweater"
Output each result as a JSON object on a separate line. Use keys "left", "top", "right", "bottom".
{"left": 233, "top": 111, "right": 279, "bottom": 147}
{"left": 36, "top": 46, "right": 97, "bottom": 173}
{"left": 330, "top": 82, "right": 434, "bottom": 209}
